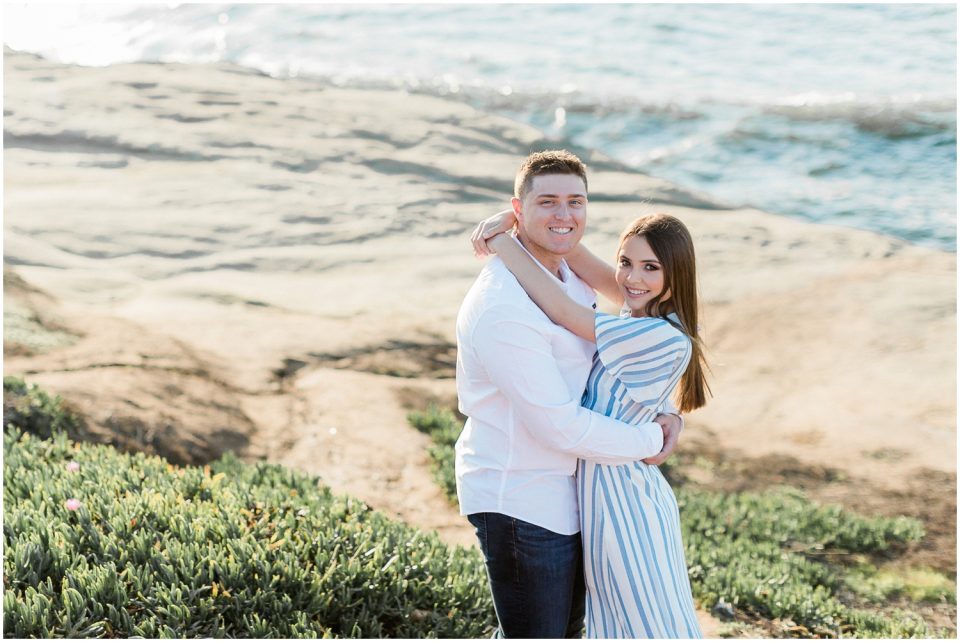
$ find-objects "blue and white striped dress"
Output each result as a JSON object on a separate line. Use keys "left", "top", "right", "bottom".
{"left": 578, "top": 312, "right": 701, "bottom": 639}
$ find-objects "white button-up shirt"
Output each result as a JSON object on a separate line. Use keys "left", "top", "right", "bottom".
{"left": 454, "top": 254, "right": 665, "bottom": 535}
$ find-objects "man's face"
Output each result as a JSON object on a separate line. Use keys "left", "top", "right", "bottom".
{"left": 511, "top": 173, "right": 587, "bottom": 261}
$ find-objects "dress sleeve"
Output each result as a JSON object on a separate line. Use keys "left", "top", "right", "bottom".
{"left": 594, "top": 312, "right": 692, "bottom": 408}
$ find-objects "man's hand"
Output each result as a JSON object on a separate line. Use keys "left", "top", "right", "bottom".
{"left": 643, "top": 413, "right": 682, "bottom": 465}
{"left": 471, "top": 209, "right": 517, "bottom": 257}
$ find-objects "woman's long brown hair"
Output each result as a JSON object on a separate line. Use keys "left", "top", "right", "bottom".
{"left": 618, "top": 213, "right": 711, "bottom": 412}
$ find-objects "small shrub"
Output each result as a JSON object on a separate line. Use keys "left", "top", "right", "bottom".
{"left": 3, "top": 376, "right": 85, "bottom": 441}
{"left": 898, "top": 568, "right": 957, "bottom": 604}
{"left": 843, "top": 608, "right": 933, "bottom": 639}
{"left": 846, "top": 564, "right": 957, "bottom": 605}
{"left": 844, "top": 563, "right": 907, "bottom": 603}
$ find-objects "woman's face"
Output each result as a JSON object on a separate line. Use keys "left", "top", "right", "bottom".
{"left": 616, "top": 234, "right": 668, "bottom": 316}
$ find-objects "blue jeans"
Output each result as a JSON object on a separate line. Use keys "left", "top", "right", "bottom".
{"left": 468, "top": 512, "right": 585, "bottom": 639}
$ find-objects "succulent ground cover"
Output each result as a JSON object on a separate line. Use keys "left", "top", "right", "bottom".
{"left": 4, "top": 379, "right": 495, "bottom": 638}
{"left": 408, "top": 405, "right": 953, "bottom": 638}
{"left": 4, "top": 381, "right": 951, "bottom": 639}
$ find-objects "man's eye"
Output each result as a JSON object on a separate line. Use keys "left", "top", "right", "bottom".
{"left": 570, "top": 199, "right": 584, "bottom": 206}
{"left": 540, "top": 200, "right": 554, "bottom": 206}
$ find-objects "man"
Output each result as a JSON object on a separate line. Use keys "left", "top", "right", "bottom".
{"left": 455, "top": 150, "right": 683, "bottom": 638}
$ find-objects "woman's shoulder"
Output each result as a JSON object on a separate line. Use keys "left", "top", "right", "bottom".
{"left": 595, "top": 311, "right": 689, "bottom": 344}
{"left": 592, "top": 312, "right": 691, "bottom": 406}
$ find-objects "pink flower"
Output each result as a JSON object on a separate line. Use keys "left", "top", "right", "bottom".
{"left": 64, "top": 499, "right": 82, "bottom": 511}
{"left": 66, "top": 462, "right": 80, "bottom": 472}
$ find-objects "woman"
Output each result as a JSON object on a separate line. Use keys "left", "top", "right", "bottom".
{"left": 473, "top": 211, "right": 709, "bottom": 639}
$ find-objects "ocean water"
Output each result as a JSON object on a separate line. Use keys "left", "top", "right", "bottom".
{"left": 4, "top": 3, "right": 956, "bottom": 250}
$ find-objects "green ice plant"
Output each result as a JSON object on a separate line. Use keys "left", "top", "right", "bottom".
{"left": 5, "top": 379, "right": 939, "bottom": 639}
{"left": 844, "top": 562, "right": 956, "bottom": 605}
{"left": 407, "top": 405, "right": 935, "bottom": 638}
{"left": 4, "top": 379, "right": 496, "bottom": 638}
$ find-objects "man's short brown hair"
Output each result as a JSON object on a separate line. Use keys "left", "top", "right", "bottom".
{"left": 514, "top": 150, "right": 588, "bottom": 200}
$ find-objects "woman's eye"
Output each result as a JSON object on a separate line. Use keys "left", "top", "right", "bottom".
{"left": 644, "top": 264, "right": 660, "bottom": 271}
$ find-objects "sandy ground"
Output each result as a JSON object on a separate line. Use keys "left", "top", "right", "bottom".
{"left": 4, "top": 49, "right": 956, "bottom": 634}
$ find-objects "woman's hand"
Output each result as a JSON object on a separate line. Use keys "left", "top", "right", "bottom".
{"left": 471, "top": 209, "right": 517, "bottom": 257}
